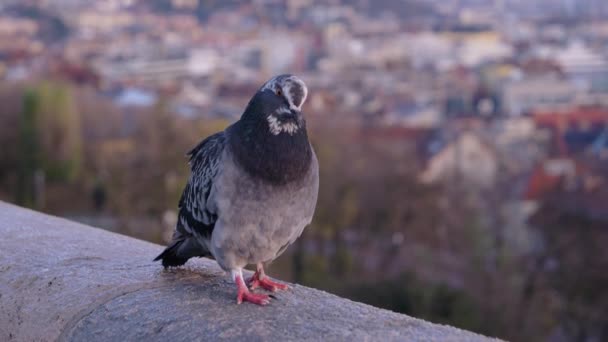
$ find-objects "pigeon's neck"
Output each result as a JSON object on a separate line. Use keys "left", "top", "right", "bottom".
{"left": 229, "top": 118, "right": 312, "bottom": 185}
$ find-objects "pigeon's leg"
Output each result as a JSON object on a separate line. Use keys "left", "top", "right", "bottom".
{"left": 232, "top": 269, "right": 270, "bottom": 306}
{"left": 247, "top": 263, "right": 289, "bottom": 292}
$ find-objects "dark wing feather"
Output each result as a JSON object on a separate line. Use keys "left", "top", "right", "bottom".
{"left": 177, "top": 131, "right": 226, "bottom": 242}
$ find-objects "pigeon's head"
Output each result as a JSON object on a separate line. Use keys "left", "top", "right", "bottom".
{"left": 244, "top": 74, "right": 308, "bottom": 136}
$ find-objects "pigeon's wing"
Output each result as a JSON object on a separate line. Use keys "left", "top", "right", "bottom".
{"left": 177, "top": 131, "right": 227, "bottom": 243}
{"left": 154, "top": 131, "right": 226, "bottom": 266}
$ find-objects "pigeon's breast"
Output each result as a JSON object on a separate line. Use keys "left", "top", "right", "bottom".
{"left": 209, "top": 148, "right": 319, "bottom": 270}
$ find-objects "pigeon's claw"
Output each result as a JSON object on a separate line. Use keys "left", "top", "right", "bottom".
{"left": 248, "top": 272, "right": 289, "bottom": 292}
{"left": 235, "top": 272, "right": 270, "bottom": 306}
{"left": 237, "top": 288, "right": 270, "bottom": 305}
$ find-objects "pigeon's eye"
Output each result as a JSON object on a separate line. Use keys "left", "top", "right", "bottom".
{"left": 275, "top": 89, "right": 282, "bottom": 96}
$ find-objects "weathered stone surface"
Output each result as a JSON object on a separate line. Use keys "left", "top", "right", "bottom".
{"left": 0, "top": 202, "right": 499, "bottom": 341}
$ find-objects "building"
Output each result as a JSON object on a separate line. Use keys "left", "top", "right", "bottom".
{"left": 502, "top": 76, "right": 577, "bottom": 116}
{"left": 420, "top": 131, "right": 499, "bottom": 189}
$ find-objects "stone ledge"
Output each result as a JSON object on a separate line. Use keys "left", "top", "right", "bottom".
{"left": 0, "top": 201, "right": 499, "bottom": 341}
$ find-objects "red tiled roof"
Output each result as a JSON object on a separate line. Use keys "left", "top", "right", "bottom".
{"left": 524, "top": 165, "right": 561, "bottom": 200}
{"left": 533, "top": 108, "right": 608, "bottom": 127}
{"left": 533, "top": 108, "right": 608, "bottom": 155}
{"left": 524, "top": 158, "right": 593, "bottom": 200}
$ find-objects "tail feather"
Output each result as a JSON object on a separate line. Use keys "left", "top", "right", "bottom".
{"left": 154, "top": 236, "right": 210, "bottom": 268}
{"left": 154, "top": 240, "right": 189, "bottom": 268}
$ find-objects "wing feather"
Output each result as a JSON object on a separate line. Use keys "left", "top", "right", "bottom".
{"left": 177, "top": 132, "right": 226, "bottom": 241}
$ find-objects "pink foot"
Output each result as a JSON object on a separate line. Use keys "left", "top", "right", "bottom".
{"left": 237, "top": 289, "right": 270, "bottom": 305}
{"left": 247, "top": 272, "right": 289, "bottom": 292}
{"left": 236, "top": 274, "right": 270, "bottom": 306}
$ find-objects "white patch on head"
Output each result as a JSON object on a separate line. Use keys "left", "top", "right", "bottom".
{"left": 283, "top": 81, "right": 295, "bottom": 109}
{"left": 261, "top": 75, "right": 308, "bottom": 111}
{"left": 267, "top": 107, "right": 299, "bottom": 136}
{"left": 284, "top": 76, "right": 308, "bottom": 110}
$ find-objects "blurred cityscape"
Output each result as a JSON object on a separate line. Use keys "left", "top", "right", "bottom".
{"left": 1, "top": 0, "right": 607, "bottom": 341}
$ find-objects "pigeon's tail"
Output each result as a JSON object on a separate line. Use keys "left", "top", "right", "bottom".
{"left": 154, "top": 237, "right": 204, "bottom": 268}
{"left": 154, "top": 241, "right": 188, "bottom": 268}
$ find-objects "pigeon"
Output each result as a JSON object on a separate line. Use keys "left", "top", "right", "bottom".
{"left": 154, "top": 74, "right": 319, "bottom": 306}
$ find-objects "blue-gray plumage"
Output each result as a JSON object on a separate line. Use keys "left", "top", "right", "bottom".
{"left": 154, "top": 74, "right": 319, "bottom": 305}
